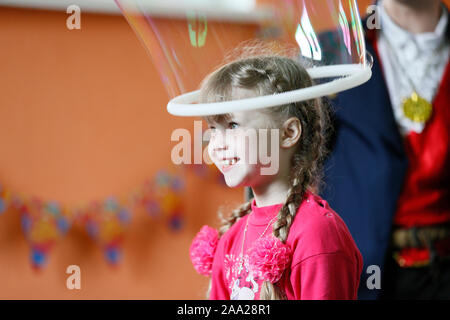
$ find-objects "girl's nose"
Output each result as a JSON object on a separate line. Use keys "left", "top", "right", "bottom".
{"left": 213, "top": 145, "right": 228, "bottom": 152}
{"left": 211, "top": 145, "right": 229, "bottom": 160}
{"left": 209, "top": 135, "right": 229, "bottom": 159}
{"left": 209, "top": 131, "right": 229, "bottom": 152}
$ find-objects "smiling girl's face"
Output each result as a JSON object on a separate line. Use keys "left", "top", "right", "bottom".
{"left": 206, "top": 89, "right": 285, "bottom": 188}
{"left": 207, "top": 110, "right": 277, "bottom": 188}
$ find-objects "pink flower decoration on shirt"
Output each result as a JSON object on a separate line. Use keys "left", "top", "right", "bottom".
{"left": 189, "top": 225, "right": 219, "bottom": 276}
{"left": 248, "top": 236, "right": 292, "bottom": 283}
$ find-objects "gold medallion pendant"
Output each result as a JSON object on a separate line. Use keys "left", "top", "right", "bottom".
{"left": 402, "top": 92, "right": 433, "bottom": 123}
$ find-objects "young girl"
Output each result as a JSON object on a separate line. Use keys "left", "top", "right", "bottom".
{"left": 189, "top": 54, "right": 363, "bottom": 300}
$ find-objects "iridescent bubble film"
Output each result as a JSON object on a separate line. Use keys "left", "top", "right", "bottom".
{"left": 115, "top": 0, "right": 369, "bottom": 100}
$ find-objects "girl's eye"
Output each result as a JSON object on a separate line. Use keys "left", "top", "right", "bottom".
{"left": 228, "top": 122, "right": 239, "bottom": 129}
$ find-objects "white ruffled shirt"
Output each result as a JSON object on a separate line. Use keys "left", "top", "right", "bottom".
{"left": 377, "top": 2, "right": 449, "bottom": 136}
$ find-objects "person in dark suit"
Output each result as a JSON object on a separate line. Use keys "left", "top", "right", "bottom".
{"left": 321, "top": 0, "right": 450, "bottom": 299}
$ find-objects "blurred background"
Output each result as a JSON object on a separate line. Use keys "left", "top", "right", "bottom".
{"left": 0, "top": 0, "right": 448, "bottom": 299}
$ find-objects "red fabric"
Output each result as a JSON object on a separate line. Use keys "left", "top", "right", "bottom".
{"left": 395, "top": 248, "right": 430, "bottom": 267}
{"left": 395, "top": 237, "right": 450, "bottom": 267}
{"left": 394, "top": 60, "right": 450, "bottom": 227}
{"left": 209, "top": 192, "right": 363, "bottom": 300}
{"left": 367, "top": 27, "right": 450, "bottom": 228}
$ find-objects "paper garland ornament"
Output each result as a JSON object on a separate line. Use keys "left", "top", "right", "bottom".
{"left": 0, "top": 198, "right": 5, "bottom": 215}
{"left": 18, "top": 197, "right": 73, "bottom": 269}
{"left": 81, "top": 196, "right": 131, "bottom": 265}
{"left": 0, "top": 184, "right": 13, "bottom": 215}
{"left": 135, "top": 170, "right": 185, "bottom": 231}
{"left": 0, "top": 166, "right": 192, "bottom": 268}
{"left": 0, "top": 190, "right": 6, "bottom": 216}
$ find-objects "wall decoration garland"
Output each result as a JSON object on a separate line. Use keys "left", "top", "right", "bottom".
{"left": 133, "top": 170, "right": 185, "bottom": 232}
{"left": 19, "top": 197, "right": 73, "bottom": 269}
{"left": 0, "top": 162, "right": 224, "bottom": 270}
{"left": 79, "top": 196, "right": 132, "bottom": 266}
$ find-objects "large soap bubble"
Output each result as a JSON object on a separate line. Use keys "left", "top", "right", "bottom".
{"left": 115, "top": 0, "right": 372, "bottom": 116}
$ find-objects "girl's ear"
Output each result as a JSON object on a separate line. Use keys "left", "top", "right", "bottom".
{"left": 280, "top": 117, "right": 302, "bottom": 149}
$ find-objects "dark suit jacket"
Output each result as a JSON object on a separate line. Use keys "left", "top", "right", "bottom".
{"left": 320, "top": 9, "right": 450, "bottom": 300}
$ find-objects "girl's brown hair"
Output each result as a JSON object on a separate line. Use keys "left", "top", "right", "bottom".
{"left": 200, "top": 51, "right": 331, "bottom": 300}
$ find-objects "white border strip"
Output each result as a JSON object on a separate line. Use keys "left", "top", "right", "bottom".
{"left": 0, "top": 0, "right": 270, "bottom": 22}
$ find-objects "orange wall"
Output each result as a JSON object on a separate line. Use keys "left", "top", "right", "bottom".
{"left": 0, "top": 7, "right": 246, "bottom": 299}
{"left": 1, "top": 0, "right": 448, "bottom": 299}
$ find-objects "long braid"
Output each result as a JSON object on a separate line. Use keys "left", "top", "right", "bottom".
{"left": 259, "top": 100, "right": 329, "bottom": 300}
{"left": 218, "top": 200, "right": 253, "bottom": 236}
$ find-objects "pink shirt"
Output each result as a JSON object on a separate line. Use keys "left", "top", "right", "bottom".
{"left": 209, "top": 191, "right": 363, "bottom": 300}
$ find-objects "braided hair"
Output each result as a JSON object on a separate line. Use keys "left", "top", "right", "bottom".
{"left": 200, "top": 54, "right": 331, "bottom": 300}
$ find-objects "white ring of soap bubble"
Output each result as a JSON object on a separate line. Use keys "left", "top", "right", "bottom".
{"left": 167, "top": 62, "right": 372, "bottom": 116}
